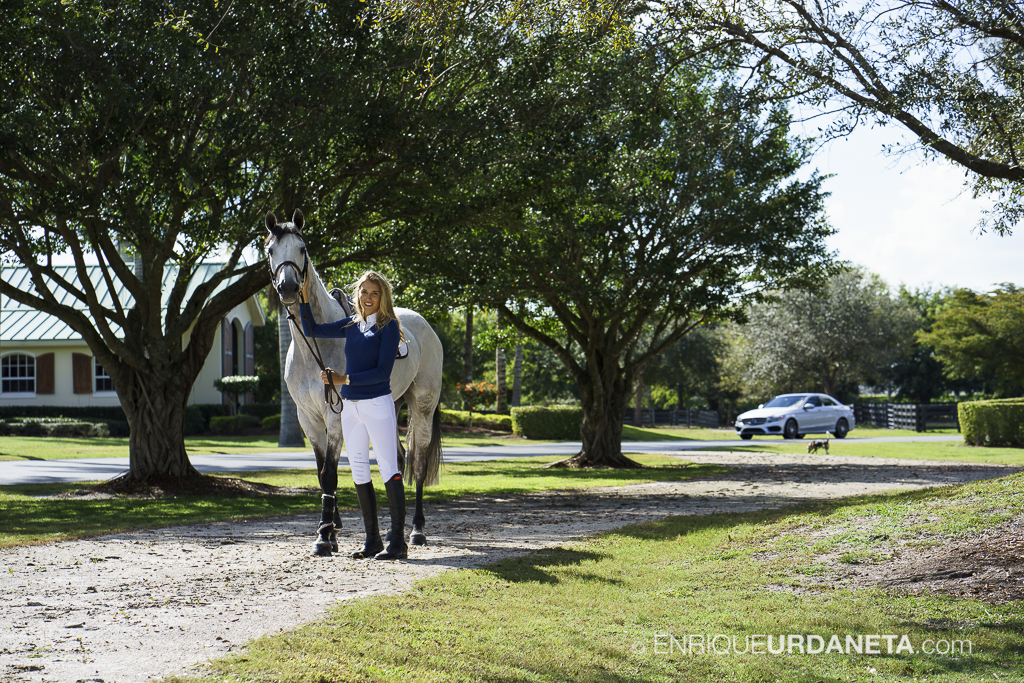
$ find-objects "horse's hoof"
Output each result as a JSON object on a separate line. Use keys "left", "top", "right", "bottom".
{"left": 410, "top": 532, "right": 427, "bottom": 546}
{"left": 312, "top": 542, "right": 333, "bottom": 557}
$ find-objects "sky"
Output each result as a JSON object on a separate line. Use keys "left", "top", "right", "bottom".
{"left": 803, "top": 122, "right": 1024, "bottom": 293}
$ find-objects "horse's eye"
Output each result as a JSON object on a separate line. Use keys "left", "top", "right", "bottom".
{"left": 300, "top": 247, "right": 306, "bottom": 256}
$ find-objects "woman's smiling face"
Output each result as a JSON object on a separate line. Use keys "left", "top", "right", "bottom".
{"left": 359, "top": 280, "right": 382, "bottom": 317}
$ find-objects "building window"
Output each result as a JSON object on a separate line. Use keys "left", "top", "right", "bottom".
{"left": 95, "top": 359, "right": 115, "bottom": 393}
{"left": 1, "top": 354, "right": 36, "bottom": 394}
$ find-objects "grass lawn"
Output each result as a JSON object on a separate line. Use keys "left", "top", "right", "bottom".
{"left": 0, "top": 434, "right": 307, "bottom": 461}
{"left": 0, "top": 431, "right": 542, "bottom": 461}
{"left": 165, "top": 471, "right": 1023, "bottom": 683}
{"left": 703, "top": 439, "right": 1024, "bottom": 467}
{"left": 0, "top": 425, "right": 961, "bottom": 461}
{"left": 622, "top": 424, "right": 960, "bottom": 441}
{"left": 0, "top": 454, "right": 726, "bottom": 548}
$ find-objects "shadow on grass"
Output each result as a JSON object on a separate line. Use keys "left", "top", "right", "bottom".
{"left": 479, "top": 547, "right": 615, "bottom": 585}
{"left": 0, "top": 491, "right": 321, "bottom": 548}
{"left": 604, "top": 474, "right": 1022, "bottom": 546}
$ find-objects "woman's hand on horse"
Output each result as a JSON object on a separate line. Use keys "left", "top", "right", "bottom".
{"left": 301, "top": 272, "right": 311, "bottom": 300}
{"left": 321, "top": 370, "right": 348, "bottom": 385}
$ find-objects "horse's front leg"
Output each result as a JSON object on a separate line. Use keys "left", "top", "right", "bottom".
{"left": 411, "top": 481, "right": 427, "bottom": 546}
{"left": 312, "top": 413, "right": 345, "bottom": 557}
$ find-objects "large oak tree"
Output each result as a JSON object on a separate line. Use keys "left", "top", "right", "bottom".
{"left": 411, "top": 45, "right": 834, "bottom": 467}
{"left": 662, "top": 0, "right": 1024, "bottom": 235}
{"left": 0, "top": 1, "right": 554, "bottom": 482}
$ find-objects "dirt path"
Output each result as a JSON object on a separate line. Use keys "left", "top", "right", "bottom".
{"left": 1, "top": 452, "right": 1017, "bottom": 683}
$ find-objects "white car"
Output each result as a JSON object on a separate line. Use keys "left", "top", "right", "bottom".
{"left": 735, "top": 393, "right": 855, "bottom": 440}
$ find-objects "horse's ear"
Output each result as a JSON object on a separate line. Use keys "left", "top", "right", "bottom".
{"left": 292, "top": 209, "right": 304, "bottom": 232}
{"left": 265, "top": 211, "right": 279, "bottom": 233}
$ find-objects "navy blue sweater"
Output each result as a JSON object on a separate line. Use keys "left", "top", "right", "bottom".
{"left": 299, "top": 303, "right": 399, "bottom": 401}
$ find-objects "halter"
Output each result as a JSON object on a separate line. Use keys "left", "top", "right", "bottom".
{"left": 269, "top": 248, "right": 344, "bottom": 415}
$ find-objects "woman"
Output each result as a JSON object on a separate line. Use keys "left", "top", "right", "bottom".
{"left": 299, "top": 270, "right": 408, "bottom": 561}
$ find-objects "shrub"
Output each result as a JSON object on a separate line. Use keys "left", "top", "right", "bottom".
{"left": 194, "top": 404, "right": 231, "bottom": 430}
{"left": 0, "top": 406, "right": 127, "bottom": 422}
{"left": 261, "top": 414, "right": 281, "bottom": 431}
{"left": 3, "top": 418, "right": 112, "bottom": 437}
{"left": 209, "top": 414, "right": 262, "bottom": 434}
{"left": 959, "top": 399, "right": 1024, "bottom": 446}
{"left": 183, "top": 405, "right": 206, "bottom": 436}
{"left": 22, "top": 420, "right": 47, "bottom": 437}
{"left": 439, "top": 409, "right": 513, "bottom": 432}
{"left": 104, "top": 420, "right": 131, "bottom": 437}
{"left": 241, "top": 403, "right": 282, "bottom": 420}
{"left": 510, "top": 405, "right": 583, "bottom": 440}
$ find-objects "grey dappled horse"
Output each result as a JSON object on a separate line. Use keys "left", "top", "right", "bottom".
{"left": 266, "top": 210, "right": 444, "bottom": 556}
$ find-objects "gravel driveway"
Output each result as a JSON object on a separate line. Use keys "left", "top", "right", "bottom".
{"left": 1, "top": 451, "right": 1016, "bottom": 683}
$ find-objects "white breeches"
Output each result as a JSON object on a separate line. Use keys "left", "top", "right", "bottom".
{"left": 341, "top": 394, "right": 400, "bottom": 485}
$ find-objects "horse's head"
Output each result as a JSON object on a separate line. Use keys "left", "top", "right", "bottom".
{"left": 266, "top": 209, "right": 308, "bottom": 306}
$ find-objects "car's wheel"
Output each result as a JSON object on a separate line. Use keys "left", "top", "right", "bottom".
{"left": 783, "top": 419, "right": 799, "bottom": 440}
{"left": 740, "top": 433, "right": 753, "bottom": 440}
{"left": 835, "top": 418, "right": 849, "bottom": 439}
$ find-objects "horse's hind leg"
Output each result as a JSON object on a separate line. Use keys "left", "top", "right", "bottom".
{"left": 408, "top": 398, "right": 442, "bottom": 546}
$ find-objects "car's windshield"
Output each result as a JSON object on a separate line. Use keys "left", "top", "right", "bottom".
{"left": 763, "top": 395, "right": 808, "bottom": 409}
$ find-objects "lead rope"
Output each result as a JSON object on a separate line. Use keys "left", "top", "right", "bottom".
{"left": 286, "top": 291, "right": 344, "bottom": 415}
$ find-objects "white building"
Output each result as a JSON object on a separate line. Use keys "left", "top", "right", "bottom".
{"left": 0, "top": 264, "right": 265, "bottom": 408}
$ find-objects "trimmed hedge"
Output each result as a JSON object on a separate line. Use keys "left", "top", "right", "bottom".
{"left": 261, "top": 414, "right": 281, "bottom": 431}
{"left": 439, "top": 409, "right": 513, "bottom": 432}
{"left": 510, "top": 405, "right": 583, "bottom": 440}
{"left": 959, "top": 398, "right": 1024, "bottom": 446}
{"left": 0, "top": 418, "right": 111, "bottom": 437}
{"left": 0, "top": 405, "right": 127, "bottom": 422}
{"left": 240, "top": 403, "right": 283, "bottom": 420}
{"left": 209, "top": 414, "right": 262, "bottom": 434}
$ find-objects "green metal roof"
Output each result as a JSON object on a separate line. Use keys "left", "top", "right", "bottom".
{"left": 0, "top": 263, "right": 263, "bottom": 343}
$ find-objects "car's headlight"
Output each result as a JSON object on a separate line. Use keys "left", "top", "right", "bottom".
{"left": 765, "top": 415, "right": 782, "bottom": 423}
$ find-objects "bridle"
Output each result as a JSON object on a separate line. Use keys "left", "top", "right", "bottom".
{"left": 269, "top": 244, "right": 344, "bottom": 415}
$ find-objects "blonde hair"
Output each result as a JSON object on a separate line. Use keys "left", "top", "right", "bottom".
{"left": 351, "top": 270, "right": 407, "bottom": 343}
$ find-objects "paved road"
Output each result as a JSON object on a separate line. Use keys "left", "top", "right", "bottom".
{"left": 0, "top": 434, "right": 963, "bottom": 485}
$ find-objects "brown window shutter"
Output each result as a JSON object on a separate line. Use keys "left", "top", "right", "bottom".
{"left": 245, "top": 322, "right": 254, "bottom": 375}
{"left": 244, "top": 322, "right": 255, "bottom": 405}
{"left": 73, "top": 353, "right": 92, "bottom": 394}
{"left": 36, "top": 353, "right": 55, "bottom": 394}
{"left": 222, "top": 319, "right": 232, "bottom": 375}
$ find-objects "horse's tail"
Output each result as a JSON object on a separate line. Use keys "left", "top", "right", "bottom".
{"left": 422, "top": 403, "right": 444, "bottom": 487}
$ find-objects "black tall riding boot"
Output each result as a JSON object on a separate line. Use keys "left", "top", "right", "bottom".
{"left": 313, "top": 493, "right": 336, "bottom": 557}
{"left": 375, "top": 474, "right": 408, "bottom": 560}
{"left": 351, "top": 482, "right": 384, "bottom": 559}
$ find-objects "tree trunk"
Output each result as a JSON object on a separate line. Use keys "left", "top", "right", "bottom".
{"left": 633, "top": 371, "right": 644, "bottom": 427}
{"left": 496, "top": 310, "right": 508, "bottom": 414}
{"left": 121, "top": 368, "right": 199, "bottom": 481}
{"left": 462, "top": 306, "right": 474, "bottom": 410}
{"left": 278, "top": 303, "right": 305, "bottom": 447}
{"left": 511, "top": 341, "right": 523, "bottom": 407}
{"left": 551, "top": 362, "right": 641, "bottom": 469}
